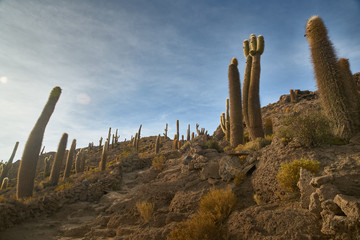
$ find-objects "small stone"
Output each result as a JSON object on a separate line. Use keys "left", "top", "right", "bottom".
{"left": 200, "top": 161, "right": 220, "bottom": 180}
{"left": 316, "top": 184, "right": 339, "bottom": 202}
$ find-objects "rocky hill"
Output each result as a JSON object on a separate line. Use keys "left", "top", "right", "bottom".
{"left": 0, "top": 90, "right": 360, "bottom": 240}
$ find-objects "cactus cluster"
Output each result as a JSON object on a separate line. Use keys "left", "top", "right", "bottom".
{"left": 196, "top": 123, "right": 207, "bottom": 136}
{"left": 0, "top": 141, "right": 19, "bottom": 185}
{"left": 17, "top": 86, "right": 61, "bottom": 199}
{"left": 305, "top": 16, "right": 360, "bottom": 139}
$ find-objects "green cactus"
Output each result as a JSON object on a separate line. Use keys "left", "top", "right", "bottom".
{"left": 0, "top": 141, "right": 19, "bottom": 184}
{"left": 63, "top": 139, "right": 76, "bottom": 180}
{"left": 43, "top": 155, "right": 52, "bottom": 177}
{"left": 243, "top": 34, "right": 265, "bottom": 140}
{"left": 1, "top": 177, "right": 9, "bottom": 190}
{"left": 228, "top": 57, "right": 244, "bottom": 147}
{"left": 49, "top": 133, "right": 68, "bottom": 186}
{"left": 99, "top": 140, "right": 108, "bottom": 171}
{"left": 17, "top": 86, "right": 61, "bottom": 199}
{"left": 220, "top": 98, "right": 230, "bottom": 141}
{"left": 305, "top": 16, "right": 358, "bottom": 139}
{"left": 155, "top": 134, "right": 160, "bottom": 154}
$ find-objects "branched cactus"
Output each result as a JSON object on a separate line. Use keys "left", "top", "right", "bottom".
{"left": 1, "top": 177, "right": 9, "bottom": 190}
{"left": 49, "top": 133, "right": 68, "bottom": 186}
{"left": 43, "top": 155, "right": 52, "bottom": 177}
{"left": 164, "top": 123, "right": 168, "bottom": 138}
{"left": 220, "top": 98, "right": 230, "bottom": 141}
{"left": 155, "top": 134, "right": 160, "bottom": 154}
{"left": 243, "top": 34, "right": 265, "bottom": 140}
{"left": 63, "top": 139, "right": 76, "bottom": 180}
{"left": 305, "top": 16, "right": 359, "bottom": 139}
{"left": 0, "top": 141, "right": 19, "bottom": 184}
{"left": 228, "top": 58, "right": 244, "bottom": 147}
{"left": 17, "top": 86, "right": 61, "bottom": 199}
{"left": 99, "top": 140, "right": 108, "bottom": 171}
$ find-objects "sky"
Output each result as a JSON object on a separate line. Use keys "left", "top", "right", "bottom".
{"left": 0, "top": 0, "right": 359, "bottom": 160}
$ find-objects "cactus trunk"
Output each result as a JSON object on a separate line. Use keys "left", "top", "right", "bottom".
{"left": 243, "top": 54, "right": 252, "bottom": 129}
{"left": 155, "top": 134, "right": 160, "bottom": 154}
{"left": 63, "top": 139, "right": 76, "bottom": 180}
{"left": 49, "top": 133, "right": 68, "bottom": 186}
{"left": 0, "top": 141, "right": 19, "bottom": 184}
{"left": 17, "top": 86, "right": 61, "bottom": 199}
{"left": 99, "top": 141, "right": 108, "bottom": 171}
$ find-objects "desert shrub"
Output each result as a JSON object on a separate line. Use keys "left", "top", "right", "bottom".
{"left": 198, "top": 188, "right": 237, "bottom": 223}
{"left": 152, "top": 156, "right": 166, "bottom": 171}
{"left": 54, "top": 181, "right": 74, "bottom": 192}
{"left": 205, "top": 140, "right": 222, "bottom": 152}
{"left": 233, "top": 171, "right": 245, "bottom": 185}
{"left": 277, "top": 112, "right": 333, "bottom": 147}
{"left": 236, "top": 137, "right": 272, "bottom": 152}
{"left": 136, "top": 201, "right": 154, "bottom": 223}
{"left": 243, "top": 131, "right": 250, "bottom": 143}
{"left": 277, "top": 158, "right": 320, "bottom": 192}
{"left": 264, "top": 118, "right": 273, "bottom": 136}
{"left": 167, "top": 188, "right": 236, "bottom": 240}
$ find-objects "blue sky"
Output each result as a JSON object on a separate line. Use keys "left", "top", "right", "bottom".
{"left": 0, "top": 0, "right": 359, "bottom": 159}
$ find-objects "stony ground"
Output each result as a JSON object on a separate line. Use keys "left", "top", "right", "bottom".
{"left": 1, "top": 90, "right": 360, "bottom": 239}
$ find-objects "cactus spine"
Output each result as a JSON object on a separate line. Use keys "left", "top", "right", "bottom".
{"left": 17, "top": 86, "right": 61, "bottom": 199}
{"left": 0, "top": 141, "right": 19, "bottom": 184}
{"left": 155, "top": 134, "right": 160, "bottom": 154}
{"left": 1, "top": 177, "right": 9, "bottom": 190}
{"left": 99, "top": 141, "right": 108, "bottom": 171}
{"left": 228, "top": 57, "right": 244, "bottom": 147}
{"left": 220, "top": 98, "right": 230, "bottom": 141}
{"left": 63, "top": 139, "right": 76, "bottom": 180}
{"left": 49, "top": 133, "right": 68, "bottom": 186}
{"left": 305, "top": 16, "right": 359, "bottom": 139}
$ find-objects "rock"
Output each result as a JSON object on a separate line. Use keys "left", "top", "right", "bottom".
{"left": 200, "top": 161, "right": 220, "bottom": 180}
{"left": 321, "top": 200, "right": 343, "bottom": 215}
{"left": 169, "top": 190, "right": 203, "bottom": 214}
{"left": 181, "top": 155, "right": 192, "bottom": 165}
{"left": 309, "top": 192, "right": 322, "bottom": 216}
{"left": 310, "top": 175, "right": 335, "bottom": 188}
{"left": 165, "top": 212, "right": 187, "bottom": 224}
{"left": 350, "top": 132, "right": 360, "bottom": 145}
{"left": 297, "top": 168, "right": 316, "bottom": 209}
{"left": 316, "top": 184, "right": 339, "bottom": 202}
{"left": 320, "top": 210, "right": 353, "bottom": 236}
{"left": 218, "top": 155, "right": 242, "bottom": 182}
{"left": 61, "top": 224, "right": 91, "bottom": 237}
{"left": 333, "top": 194, "right": 360, "bottom": 220}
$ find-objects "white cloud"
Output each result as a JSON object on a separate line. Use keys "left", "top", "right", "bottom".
{"left": 0, "top": 76, "right": 8, "bottom": 84}
{"left": 76, "top": 93, "right": 91, "bottom": 105}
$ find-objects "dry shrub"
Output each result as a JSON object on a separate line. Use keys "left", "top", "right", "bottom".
{"left": 253, "top": 194, "right": 263, "bottom": 205}
{"left": 136, "top": 201, "right": 154, "bottom": 223}
{"left": 54, "top": 181, "right": 74, "bottom": 192}
{"left": 233, "top": 171, "right": 245, "bottom": 185}
{"left": 277, "top": 158, "right": 320, "bottom": 192}
{"left": 168, "top": 188, "right": 236, "bottom": 240}
{"left": 236, "top": 137, "right": 272, "bottom": 152}
{"left": 152, "top": 156, "right": 166, "bottom": 171}
{"left": 205, "top": 140, "right": 222, "bottom": 152}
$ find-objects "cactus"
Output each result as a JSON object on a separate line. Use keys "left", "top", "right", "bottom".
{"left": 107, "top": 127, "right": 111, "bottom": 149}
{"left": 220, "top": 98, "right": 230, "bottom": 141}
{"left": 99, "top": 141, "right": 108, "bottom": 171}
{"left": 1, "top": 177, "right": 9, "bottom": 190}
{"left": 49, "top": 133, "right": 68, "bottom": 186}
{"left": 43, "top": 155, "right": 52, "bottom": 177}
{"left": 112, "top": 134, "right": 115, "bottom": 148}
{"left": 242, "top": 41, "right": 252, "bottom": 129}
{"left": 164, "top": 123, "right": 168, "bottom": 138}
{"left": 173, "top": 134, "right": 178, "bottom": 149}
{"left": 187, "top": 124, "right": 190, "bottom": 141}
{"left": 79, "top": 150, "right": 86, "bottom": 172}
{"left": 228, "top": 57, "right": 244, "bottom": 147}
{"left": 17, "top": 86, "right": 61, "bottom": 199}
{"left": 305, "top": 16, "right": 359, "bottom": 139}
{"left": 115, "top": 129, "right": 119, "bottom": 144}
{"left": 99, "top": 137, "right": 103, "bottom": 147}
{"left": 191, "top": 132, "right": 195, "bottom": 140}
{"left": 0, "top": 141, "right": 19, "bottom": 184}
{"left": 138, "top": 124, "right": 142, "bottom": 140}
{"left": 290, "top": 89, "right": 297, "bottom": 103}
{"left": 75, "top": 149, "right": 83, "bottom": 173}
{"left": 243, "top": 34, "right": 265, "bottom": 140}
{"left": 176, "top": 120, "right": 179, "bottom": 140}
{"left": 155, "top": 134, "right": 160, "bottom": 154}
{"left": 63, "top": 139, "right": 76, "bottom": 180}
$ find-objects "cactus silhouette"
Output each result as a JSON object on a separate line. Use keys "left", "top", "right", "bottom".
{"left": 0, "top": 141, "right": 19, "bottom": 184}
{"left": 228, "top": 57, "right": 244, "bottom": 147}
{"left": 164, "top": 123, "right": 168, "bottom": 138}
{"left": 17, "top": 86, "right": 61, "bottom": 199}
{"left": 75, "top": 149, "right": 83, "bottom": 173}
{"left": 49, "top": 133, "right": 68, "bottom": 186}
{"left": 305, "top": 16, "right": 358, "bottom": 139}
{"left": 99, "top": 141, "right": 108, "bottom": 171}
{"left": 63, "top": 139, "right": 76, "bottom": 180}
{"left": 220, "top": 98, "right": 230, "bottom": 141}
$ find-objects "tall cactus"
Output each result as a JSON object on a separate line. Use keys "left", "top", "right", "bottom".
{"left": 107, "top": 127, "right": 111, "bottom": 149}
{"left": 186, "top": 124, "right": 190, "bottom": 141}
{"left": 243, "top": 34, "right": 265, "bottom": 140}
{"left": 43, "top": 155, "right": 52, "bottom": 177}
{"left": 155, "top": 134, "right": 160, "bottom": 154}
{"left": 1, "top": 177, "right": 9, "bottom": 190}
{"left": 220, "top": 98, "right": 230, "bottom": 141}
{"left": 176, "top": 120, "right": 179, "bottom": 140}
{"left": 99, "top": 137, "right": 103, "bottom": 147}
{"left": 164, "top": 123, "right": 168, "bottom": 138}
{"left": 17, "top": 86, "right": 61, "bottom": 199}
{"left": 79, "top": 149, "right": 86, "bottom": 172}
{"left": 63, "top": 139, "right": 76, "bottom": 180}
{"left": 305, "top": 16, "right": 358, "bottom": 139}
{"left": 75, "top": 149, "right": 83, "bottom": 173}
{"left": 0, "top": 141, "right": 19, "bottom": 184}
{"left": 49, "top": 133, "right": 68, "bottom": 186}
{"left": 100, "top": 140, "right": 108, "bottom": 171}
{"left": 228, "top": 57, "right": 244, "bottom": 147}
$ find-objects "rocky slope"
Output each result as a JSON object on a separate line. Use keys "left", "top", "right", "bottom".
{"left": 0, "top": 90, "right": 360, "bottom": 240}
